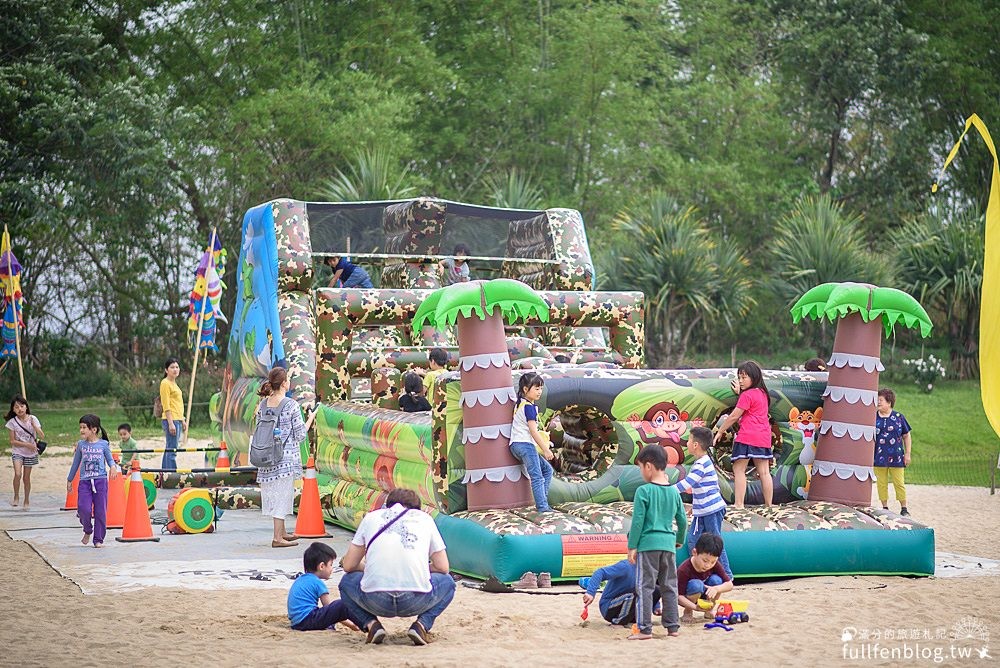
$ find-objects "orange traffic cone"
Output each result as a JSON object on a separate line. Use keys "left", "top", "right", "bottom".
{"left": 61, "top": 462, "right": 80, "bottom": 511}
{"left": 106, "top": 455, "right": 127, "bottom": 529}
{"left": 116, "top": 460, "right": 160, "bottom": 543}
{"left": 294, "top": 456, "right": 331, "bottom": 538}
{"left": 217, "top": 441, "right": 230, "bottom": 468}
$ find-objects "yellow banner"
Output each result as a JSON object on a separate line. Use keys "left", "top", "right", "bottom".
{"left": 934, "top": 114, "right": 1000, "bottom": 438}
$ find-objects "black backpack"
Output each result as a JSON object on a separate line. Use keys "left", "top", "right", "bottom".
{"left": 249, "top": 397, "right": 293, "bottom": 468}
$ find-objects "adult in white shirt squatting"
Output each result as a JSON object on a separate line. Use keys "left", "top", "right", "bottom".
{"left": 338, "top": 488, "right": 456, "bottom": 646}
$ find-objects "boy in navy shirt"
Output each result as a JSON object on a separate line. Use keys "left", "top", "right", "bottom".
{"left": 288, "top": 542, "right": 358, "bottom": 631}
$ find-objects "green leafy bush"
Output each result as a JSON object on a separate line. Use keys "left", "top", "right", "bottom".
{"left": 0, "top": 336, "right": 113, "bottom": 402}
{"left": 112, "top": 362, "right": 225, "bottom": 429}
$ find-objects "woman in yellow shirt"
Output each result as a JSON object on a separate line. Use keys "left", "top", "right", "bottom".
{"left": 159, "top": 357, "right": 186, "bottom": 469}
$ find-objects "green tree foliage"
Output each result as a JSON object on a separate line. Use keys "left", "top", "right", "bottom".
{"left": 1, "top": 0, "right": 994, "bottom": 386}
{"left": 483, "top": 168, "right": 545, "bottom": 210}
{"left": 319, "top": 147, "right": 418, "bottom": 202}
{"left": 893, "top": 208, "right": 984, "bottom": 379}
{"left": 770, "top": 194, "right": 891, "bottom": 350}
{"left": 771, "top": 194, "right": 891, "bottom": 299}
{"left": 770, "top": 0, "right": 932, "bottom": 225}
{"left": 603, "top": 195, "right": 755, "bottom": 366}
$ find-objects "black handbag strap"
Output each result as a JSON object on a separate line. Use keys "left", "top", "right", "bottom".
{"left": 16, "top": 416, "right": 36, "bottom": 441}
{"left": 366, "top": 508, "right": 411, "bottom": 549}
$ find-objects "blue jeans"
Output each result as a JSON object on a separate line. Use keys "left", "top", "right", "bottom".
{"left": 338, "top": 571, "right": 455, "bottom": 631}
{"left": 292, "top": 600, "right": 352, "bottom": 631}
{"left": 510, "top": 441, "right": 553, "bottom": 511}
{"left": 686, "top": 509, "right": 733, "bottom": 579}
{"left": 161, "top": 420, "right": 183, "bottom": 470}
{"left": 685, "top": 573, "right": 724, "bottom": 597}
{"left": 343, "top": 267, "right": 373, "bottom": 288}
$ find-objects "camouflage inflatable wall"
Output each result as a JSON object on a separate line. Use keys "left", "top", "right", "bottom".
{"left": 209, "top": 197, "right": 934, "bottom": 583}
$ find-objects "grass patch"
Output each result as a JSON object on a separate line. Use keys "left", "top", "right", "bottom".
{"left": 888, "top": 381, "right": 998, "bottom": 487}
{"left": 0, "top": 397, "right": 215, "bottom": 455}
{"left": 9, "top": 381, "right": 1000, "bottom": 487}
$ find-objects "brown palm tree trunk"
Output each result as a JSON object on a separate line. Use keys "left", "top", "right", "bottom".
{"left": 809, "top": 311, "right": 881, "bottom": 506}
{"left": 457, "top": 304, "right": 534, "bottom": 510}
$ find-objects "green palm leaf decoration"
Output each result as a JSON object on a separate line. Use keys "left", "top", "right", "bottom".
{"left": 482, "top": 278, "right": 550, "bottom": 323}
{"left": 824, "top": 283, "right": 876, "bottom": 321}
{"left": 435, "top": 282, "right": 487, "bottom": 327}
{"left": 412, "top": 289, "right": 445, "bottom": 333}
{"left": 868, "top": 287, "right": 933, "bottom": 338}
{"left": 412, "top": 279, "right": 549, "bottom": 335}
{"left": 789, "top": 282, "right": 933, "bottom": 338}
{"left": 790, "top": 282, "right": 839, "bottom": 323}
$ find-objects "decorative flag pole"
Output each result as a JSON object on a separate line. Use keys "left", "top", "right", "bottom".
{"left": 183, "top": 228, "right": 218, "bottom": 447}
{"left": 933, "top": 114, "right": 1000, "bottom": 440}
{"left": 1, "top": 226, "right": 26, "bottom": 399}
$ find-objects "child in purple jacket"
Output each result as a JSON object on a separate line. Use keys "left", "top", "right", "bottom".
{"left": 67, "top": 414, "right": 116, "bottom": 548}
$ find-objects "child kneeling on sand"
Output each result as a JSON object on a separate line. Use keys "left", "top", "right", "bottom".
{"left": 288, "top": 542, "right": 359, "bottom": 632}
{"left": 580, "top": 559, "right": 661, "bottom": 626}
{"left": 677, "top": 534, "right": 733, "bottom": 623}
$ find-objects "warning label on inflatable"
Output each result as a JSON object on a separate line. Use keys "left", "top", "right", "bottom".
{"left": 560, "top": 534, "right": 629, "bottom": 576}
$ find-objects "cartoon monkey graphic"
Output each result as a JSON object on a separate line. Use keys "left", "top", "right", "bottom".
{"left": 630, "top": 401, "right": 689, "bottom": 465}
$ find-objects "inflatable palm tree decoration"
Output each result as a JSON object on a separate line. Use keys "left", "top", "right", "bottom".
{"left": 791, "top": 283, "right": 932, "bottom": 506}
{"left": 414, "top": 279, "right": 549, "bottom": 510}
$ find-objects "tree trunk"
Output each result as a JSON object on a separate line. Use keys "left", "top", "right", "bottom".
{"left": 457, "top": 307, "right": 534, "bottom": 510}
{"left": 808, "top": 311, "right": 881, "bottom": 506}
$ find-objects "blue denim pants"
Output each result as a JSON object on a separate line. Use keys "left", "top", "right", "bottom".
{"left": 509, "top": 441, "right": 554, "bottom": 511}
{"left": 338, "top": 571, "right": 456, "bottom": 631}
{"left": 343, "top": 267, "right": 374, "bottom": 288}
{"left": 291, "top": 600, "right": 352, "bottom": 631}
{"left": 686, "top": 508, "right": 733, "bottom": 579}
{"left": 685, "top": 573, "right": 724, "bottom": 597}
{"left": 161, "top": 420, "right": 183, "bottom": 470}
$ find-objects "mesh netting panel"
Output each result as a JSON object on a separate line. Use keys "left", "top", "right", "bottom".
{"left": 306, "top": 202, "right": 393, "bottom": 255}
{"left": 306, "top": 200, "right": 546, "bottom": 262}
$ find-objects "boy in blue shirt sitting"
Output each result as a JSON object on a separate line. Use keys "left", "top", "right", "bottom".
{"left": 580, "top": 560, "right": 661, "bottom": 626}
{"left": 288, "top": 542, "right": 359, "bottom": 631}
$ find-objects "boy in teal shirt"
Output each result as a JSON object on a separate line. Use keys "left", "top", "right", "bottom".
{"left": 627, "top": 444, "right": 687, "bottom": 640}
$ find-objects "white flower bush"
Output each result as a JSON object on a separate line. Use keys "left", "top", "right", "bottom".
{"left": 902, "top": 355, "right": 946, "bottom": 392}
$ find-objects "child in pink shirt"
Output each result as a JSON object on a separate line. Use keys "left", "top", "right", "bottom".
{"left": 713, "top": 360, "right": 773, "bottom": 508}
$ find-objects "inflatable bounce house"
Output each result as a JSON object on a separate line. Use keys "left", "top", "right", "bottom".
{"left": 209, "top": 197, "right": 936, "bottom": 581}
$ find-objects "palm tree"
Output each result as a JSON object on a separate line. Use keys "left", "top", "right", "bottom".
{"left": 414, "top": 278, "right": 549, "bottom": 510}
{"left": 483, "top": 167, "right": 545, "bottom": 210}
{"left": 791, "top": 282, "right": 932, "bottom": 506}
{"left": 772, "top": 194, "right": 891, "bottom": 349}
{"left": 604, "top": 194, "right": 754, "bottom": 366}
{"left": 893, "top": 207, "right": 984, "bottom": 379}
{"left": 319, "top": 147, "right": 418, "bottom": 201}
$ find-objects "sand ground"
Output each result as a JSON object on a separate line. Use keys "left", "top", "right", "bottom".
{"left": 2, "top": 439, "right": 999, "bottom": 667}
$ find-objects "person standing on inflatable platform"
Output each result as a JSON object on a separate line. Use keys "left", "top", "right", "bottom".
{"left": 713, "top": 360, "right": 774, "bottom": 508}
{"left": 508, "top": 373, "right": 555, "bottom": 513}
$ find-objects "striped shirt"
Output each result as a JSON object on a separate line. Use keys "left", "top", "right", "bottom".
{"left": 674, "top": 454, "right": 726, "bottom": 517}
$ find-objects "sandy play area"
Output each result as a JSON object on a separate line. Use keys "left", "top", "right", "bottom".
{"left": 2, "top": 438, "right": 999, "bottom": 667}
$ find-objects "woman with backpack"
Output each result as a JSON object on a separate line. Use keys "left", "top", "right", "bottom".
{"left": 255, "top": 367, "right": 318, "bottom": 548}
